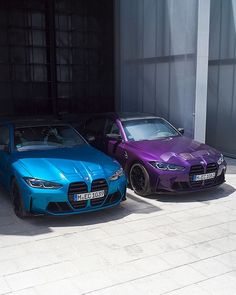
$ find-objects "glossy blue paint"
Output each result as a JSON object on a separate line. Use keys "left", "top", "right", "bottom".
{"left": 0, "top": 121, "right": 126, "bottom": 216}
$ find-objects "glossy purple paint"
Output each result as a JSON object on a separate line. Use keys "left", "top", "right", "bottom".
{"left": 117, "top": 135, "right": 226, "bottom": 193}
{"left": 80, "top": 113, "right": 227, "bottom": 194}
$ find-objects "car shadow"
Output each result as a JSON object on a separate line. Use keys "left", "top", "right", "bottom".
{"left": 25, "top": 192, "right": 161, "bottom": 229}
{"left": 0, "top": 187, "right": 161, "bottom": 237}
{"left": 1, "top": 182, "right": 233, "bottom": 237}
{"left": 146, "top": 183, "right": 236, "bottom": 203}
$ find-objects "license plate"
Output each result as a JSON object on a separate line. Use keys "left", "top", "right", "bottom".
{"left": 73, "top": 190, "right": 105, "bottom": 201}
{"left": 192, "top": 172, "right": 216, "bottom": 181}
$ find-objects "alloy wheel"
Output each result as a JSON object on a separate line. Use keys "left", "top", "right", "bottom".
{"left": 130, "top": 163, "right": 150, "bottom": 196}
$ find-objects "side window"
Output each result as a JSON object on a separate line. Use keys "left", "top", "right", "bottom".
{"left": 85, "top": 118, "right": 106, "bottom": 135}
{"left": 0, "top": 126, "right": 9, "bottom": 146}
{"left": 105, "top": 119, "right": 120, "bottom": 135}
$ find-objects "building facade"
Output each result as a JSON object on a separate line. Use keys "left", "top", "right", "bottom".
{"left": 0, "top": 0, "right": 234, "bottom": 157}
{"left": 115, "top": 0, "right": 236, "bottom": 157}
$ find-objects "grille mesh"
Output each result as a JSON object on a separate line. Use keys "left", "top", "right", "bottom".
{"left": 68, "top": 182, "right": 88, "bottom": 209}
{"left": 68, "top": 179, "right": 108, "bottom": 209}
{"left": 91, "top": 179, "right": 108, "bottom": 206}
{"left": 189, "top": 163, "right": 218, "bottom": 189}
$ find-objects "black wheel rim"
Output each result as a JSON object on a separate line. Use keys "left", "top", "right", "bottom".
{"left": 130, "top": 165, "right": 146, "bottom": 193}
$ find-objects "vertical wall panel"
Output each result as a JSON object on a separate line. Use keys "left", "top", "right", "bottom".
{"left": 143, "top": 0, "right": 156, "bottom": 58}
{"left": 207, "top": 0, "right": 236, "bottom": 156}
{"left": 143, "top": 64, "right": 156, "bottom": 113}
{"left": 168, "top": 0, "right": 187, "bottom": 55}
{"left": 156, "top": 63, "right": 169, "bottom": 117}
{"left": 116, "top": 0, "right": 198, "bottom": 137}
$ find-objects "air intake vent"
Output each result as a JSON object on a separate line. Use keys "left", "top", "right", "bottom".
{"left": 68, "top": 182, "right": 88, "bottom": 209}
{"left": 90, "top": 179, "right": 108, "bottom": 206}
{"left": 189, "top": 163, "right": 218, "bottom": 188}
{"left": 189, "top": 165, "right": 204, "bottom": 188}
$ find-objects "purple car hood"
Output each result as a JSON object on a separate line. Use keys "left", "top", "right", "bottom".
{"left": 127, "top": 136, "right": 219, "bottom": 165}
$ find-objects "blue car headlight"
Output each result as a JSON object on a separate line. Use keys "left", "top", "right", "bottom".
{"left": 109, "top": 168, "right": 124, "bottom": 181}
{"left": 24, "top": 177, "right": 62, "bottom": 189}
{"left": 217, "top": 154, "right": 224, "bottom": 165}
{"left": 149, "top": 161, "right": 185, "bottom": 171}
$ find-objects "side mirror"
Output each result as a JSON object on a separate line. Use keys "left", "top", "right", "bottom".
{"left": 86, "top": 135, "right": 96, "bottom": 143}
{"left": 178, "top": 128, "right": 184, "bottom": 135}
{"left": 106, "top": 133, "right": 122, "bottom": 142}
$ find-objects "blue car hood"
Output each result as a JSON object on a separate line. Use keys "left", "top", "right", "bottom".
{"left": 12, "top": 145, "right": 119, "bottom": 182}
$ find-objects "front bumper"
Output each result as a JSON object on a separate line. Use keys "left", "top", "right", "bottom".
{"left": 150, "top": 162, "right": 227, "bottom": 194}
{"left": 19, "top": 176, "right": 127, "bottom": 216}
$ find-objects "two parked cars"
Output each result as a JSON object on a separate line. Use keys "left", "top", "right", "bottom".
{"left": 79, "top": 113, "right": 226, "bottom": 196}
{"left": 0, "top": 114, "right": 226, "bottom": 218}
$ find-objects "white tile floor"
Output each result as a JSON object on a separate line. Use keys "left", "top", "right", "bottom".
{"left": 0, "top": 158, "right": 235, "bottom": 294}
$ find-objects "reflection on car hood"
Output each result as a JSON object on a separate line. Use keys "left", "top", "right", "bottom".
{"left": 13, "top": 145, "right": 119, "bottom": 182}
{"left": 128, "top": 136, "right": 220, "bottom": 165}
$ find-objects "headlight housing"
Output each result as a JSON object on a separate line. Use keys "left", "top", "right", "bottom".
{"left": 217, "top": 154, "right": 224, "bottom": 165}
{"left": 149, "top": 161, "right": 185, "bottom": 171}
{"left": 109, "top": 168, "right": 124, "bottom": 181}
{"left": 24, "top": 178, "right": 62, "bottom": 189}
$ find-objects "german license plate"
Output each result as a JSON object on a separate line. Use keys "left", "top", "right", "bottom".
{"left": 192, "top": 172, "right": 216, "bottom": 181}
{"left": 73, "top": 190, "right": 105, "bottom": 201}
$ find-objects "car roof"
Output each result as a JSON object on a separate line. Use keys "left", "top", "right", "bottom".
{"left": 89, "top": 112, "right": 161, "bottom": 121}
{"left": 0, "top": 116, "right": 69, "bottom": 128}
{"left": 118, "top": 112, "right": 161, "bottom": 121}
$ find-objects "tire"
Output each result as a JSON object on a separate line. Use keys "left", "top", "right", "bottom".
{"left": 11, "top": 179, "right": 29, "bottom": 219}
{"left": 129, "top": 163, "right": 151, "bottom": 196}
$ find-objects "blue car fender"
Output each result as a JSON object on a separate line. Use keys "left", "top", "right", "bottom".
{"left": 11, "top": 161, "right": 33, "bottom": 211}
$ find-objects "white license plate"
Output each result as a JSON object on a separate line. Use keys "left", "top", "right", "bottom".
{"left": 192, "top": 172, "right": 216, "bottom": 181}
{"left": 73, "top": 190, "right": 105, "bottom": 201}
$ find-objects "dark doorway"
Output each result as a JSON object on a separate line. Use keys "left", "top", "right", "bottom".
{"left": 0, "top": 0, "right": 114, "bottom": 117}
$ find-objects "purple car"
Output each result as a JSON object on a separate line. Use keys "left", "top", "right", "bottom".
{"left": 79, "top": 113, "right": 227, "bottom": 196}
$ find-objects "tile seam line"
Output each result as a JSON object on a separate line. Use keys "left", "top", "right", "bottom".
{"left": 161, "top": 272, "right": 234, "bottom": 295}
{"left": 3, "top": 260, "right": 71, "bottom": 277}
{"left": 3, "top": 245, "right": 236, "bottom": 293}
{"left": 0, "top": 217, "right": 235, "bottom": 265}
{"left": 4, "top": 252, "right": 234, "bottom": 295}
{"left": 82, "top": 270, "right": 234, "bottom": 295}
{"left": 1, "top": 233, "right": 235, "bottom": 278}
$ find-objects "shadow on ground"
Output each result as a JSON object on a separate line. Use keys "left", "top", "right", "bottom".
{"left": 0, "top": 173, "right": 235, "bottom": 237}
{"left": 147, "top": 183, "right": 235, "bottom": 203}
{"left": 0, "top": 187, "right": 161, "bottom": 237}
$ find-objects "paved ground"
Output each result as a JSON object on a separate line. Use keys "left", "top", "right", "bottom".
{"left": 0, "top": 158, "right": 236, "bottom": 295}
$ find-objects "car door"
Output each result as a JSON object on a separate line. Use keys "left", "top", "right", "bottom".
{"left": 104, "top": 118, "right": 128, "bottom": 168}
{"left": 0, "top": 125, "right": 11, "bottom": 187}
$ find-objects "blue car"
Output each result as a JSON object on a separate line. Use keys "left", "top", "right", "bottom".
{"left": 0, "top": 119, "right": 126, "bottom": 218}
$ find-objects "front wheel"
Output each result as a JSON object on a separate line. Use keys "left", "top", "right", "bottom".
{"left": 11, "top": 180, "right": 29, "bottom": 219}
{"left": 129, "top": 163, "right": 151, "bottom": 196}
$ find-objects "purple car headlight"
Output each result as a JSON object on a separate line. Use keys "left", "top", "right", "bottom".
{"left": 149, "top": 161, "right": 185, "bottom": 171}
{"left": 24, "top": 177, "right": 62, "bottom": 189}
{"left": 217, "top": 154, "right": 224, "bottom": 165}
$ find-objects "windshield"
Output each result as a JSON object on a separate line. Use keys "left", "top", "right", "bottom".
{"left": 122, "top": 118, "right": 180, "bottom": 141}
{"left": 14, "top": 125, "right": 86, "bottom": 151}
